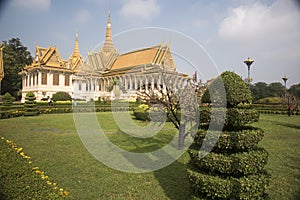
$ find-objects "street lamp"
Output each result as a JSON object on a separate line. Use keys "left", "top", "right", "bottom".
{"left": 244, "top": 57, "right": 254, "bottom": 84}
{"left": 282, "top": 75, "right": 288, "bottom": 89}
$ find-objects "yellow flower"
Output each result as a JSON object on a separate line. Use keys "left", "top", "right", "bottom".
{"left": 28, "top": 161, "right": 32, "bottom": 164}
{"left": 32, "top": 167, "right": 39, "bottom": 170}
{"left": 59, "top": 188, "right": 64, "bottom": 192}
{"left": 20, "top": 152, "right": 25, "bottom": 157}
{"left": 53, "top": 186, "right": 58, "bottom": 190}
{"left": 46, "top": 181, "right": 52, "bottom": 185}
{"left": 17, "top": 147, "right": 23, "bottom": 153}
{"left": 1, "top": 137, "right": 4, "bottom": 140}
{"left": 63, "top": 191, "right": 70, "bottom": 196}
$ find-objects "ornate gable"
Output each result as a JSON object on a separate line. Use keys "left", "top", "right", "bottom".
{"left": 33, "top": 45, "right": 66, "bottom": 68}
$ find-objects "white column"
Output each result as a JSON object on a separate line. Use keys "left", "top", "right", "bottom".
{"left": 151, "top": 76, "right": 154, "bottom": 90}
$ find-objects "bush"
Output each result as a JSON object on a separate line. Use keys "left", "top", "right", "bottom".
{"left": 194, "top": 127, "right": 264, "bottom": 153}
{"left": 24, "top": 92, "right": 38, "bottom": 116}
{"left": 256, "top": 97, "right": 283, "bottom": 104}
{"left": 133, "top": 108, "right": 149, "bottom": 121}
{"left": 187, "top": 166, "right": 269, "bottom": 200}
{"left": 0, "top": 110, "right": 24, "bottom": 119}
{"left": 52, "top": 92, "right": 72, "bottom": 102}
{"left": 187, "top": 71, "right": 269, "bottom": 199}
{"left": 2, "top": 92, "right": 14, "bottom": 107}
{"left": 202, "top": 71, "right": 253, "bottom": 107}
{"left": 199, "top": 107, "right": 259, "bottom": 130}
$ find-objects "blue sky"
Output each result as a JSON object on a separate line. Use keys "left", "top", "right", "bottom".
{"left": 0, "top": 0, "right": 299, "bottom": 86}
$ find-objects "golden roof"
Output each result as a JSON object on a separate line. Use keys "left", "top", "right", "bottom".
{"left": 110, "top": 43, "right": 176, "bottom": 71}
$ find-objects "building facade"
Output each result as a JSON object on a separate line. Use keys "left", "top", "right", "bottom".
{"left": 19, "top": 12, "right": 191, "bottom": 102}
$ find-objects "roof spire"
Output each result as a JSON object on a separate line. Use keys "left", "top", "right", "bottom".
{"left": 103, "top": 9, "right": 114, "bottom": 52}
{"left": 72, "top": 30, "right": 81, "bottom": 57}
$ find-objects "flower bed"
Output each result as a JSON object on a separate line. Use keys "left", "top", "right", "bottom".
{"left": 0, "top": 136, "right": 70, "bottom": 199}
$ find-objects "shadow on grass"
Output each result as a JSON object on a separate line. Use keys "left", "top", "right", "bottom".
{"left": 121, "top": 144, "right": 191, "bottom": 200}
{"left": 275, "top": 122, "right": 300, "bottom": 130}
{"left": 153, "top": 160, "right": 191, "bottom": 200}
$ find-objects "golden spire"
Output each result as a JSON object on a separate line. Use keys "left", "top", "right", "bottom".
{"left": 0, "top": 43, "right": 4, "bottom": 81}
{"left": 72, "top": 31, "right": 81, "bottom": 58}
{"left": 103, "top": 10, "right": 114, "bottom": 52}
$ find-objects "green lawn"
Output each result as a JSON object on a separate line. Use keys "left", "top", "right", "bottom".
{"left": 0, "top": 113, "right": 299, "bottom": 199}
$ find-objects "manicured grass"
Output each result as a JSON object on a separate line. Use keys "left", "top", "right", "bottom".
{"left": 0, "top": 113, "right": 299, "bottom": 199}
{"left": 253, "top": 114, "right": 300, "bottom": 200}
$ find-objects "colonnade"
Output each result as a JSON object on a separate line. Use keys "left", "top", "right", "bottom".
{"left": 79, "top": 73, "right": 190, "bottom": 93}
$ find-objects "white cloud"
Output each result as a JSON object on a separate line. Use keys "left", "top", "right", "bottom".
{"left": 120, "top": 0, "right": 160, "bottom": 23}
{"left": 11, "top": 0, "right": 51, "bottom": 11}
{"left": 217, "top": 0, "right": 300, "bottom": 45}
{"left": 208, "top": 0, "right": 300, "bottom": 85}
{"left": 76, "top": 9, "right": 92, "bottom": 24}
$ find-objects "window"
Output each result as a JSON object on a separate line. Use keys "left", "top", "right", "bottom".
{"left": 36, "top": 74, "right": 39, "bottom": 85}
{"left": 42, "top": 73, "right": 47, "bottom": 85}
{"left": 53, "top": 73, "right": 59, "bottom": 85}
{"left": 33, "top": 74, "right": 35, "bottom": 85}
{"left": 79, "top": 81, "right": 82, "bottom": 91}
{"left": 65, "top": 74, "right": 70, "bottom": 86}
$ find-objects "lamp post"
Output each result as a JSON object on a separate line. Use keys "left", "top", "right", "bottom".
{"left": 244, "top": 57, "right": 254, "bottom": 84}
{"left": 282, "top": 75, "right": 288, "bottom": 89}
{"left": 282, "top": 75, "right": 290, "bottom": 116}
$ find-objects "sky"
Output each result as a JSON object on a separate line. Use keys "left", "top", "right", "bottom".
{"left": 0, "top": 0, "right": 300, "bottom": 87}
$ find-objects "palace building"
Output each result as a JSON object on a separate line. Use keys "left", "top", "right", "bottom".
{"left": 19, "top": 11, "right": 191, "bottom": 102}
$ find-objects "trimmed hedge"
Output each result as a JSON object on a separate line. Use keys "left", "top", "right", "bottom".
{"left": 187, "top": 71, "right": 269, "bottom": 199}
{"left": 24, "top": 92, "right": 38, "bottom": 116}
{"left": 0, "top": 110, "right": 24, "bottom": 119}
{"left": 194, "top": 127, "right": 264, "bottom": 153}
{"left": 2, "top": 92, "right": 14, "bottom": 107}
{"left": 202, "top": 71, "right": 252, "bottom": 107}
{"left": 52, "top": 92, "right": 72, "bottom": 102}
{"left": 199, "top": 107, "right": 259, "bottom": 130}
{"left": 133, "top": 108, "right": 150, "bottom": 121}
{"left": 189, "top": 144, "right": 268, "bottom": 175}
{"left": 187, "top": 166, "right": 269, "bottom": 200}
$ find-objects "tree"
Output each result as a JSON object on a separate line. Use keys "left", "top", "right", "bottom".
{"left": 137, "top": 70, "right": 199, "bottom": 149}
{"left": 1, "top": 38, "right": 32, "bottom": 100}
{"left": 188, "top": 71, "right": 269, "bottom": 199}
{"left": 288, "top": 83, "right": 300, "bottom": 99}
{"left": 250, "top": 82, "right": 270, "bottom": 101}
{"left": 268, "top": 82, "right": 285, "bottom": 97}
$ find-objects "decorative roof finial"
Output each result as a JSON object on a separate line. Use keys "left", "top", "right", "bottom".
{"left": 103, "top": 9, "right": 114, "bottom": 52}
{"left": 71, "top": 30, "right": 81, "bottom": 58}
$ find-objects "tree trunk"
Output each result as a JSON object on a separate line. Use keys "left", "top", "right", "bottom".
{"left": 178, "top": 124, "right": 186, "bottom": 150}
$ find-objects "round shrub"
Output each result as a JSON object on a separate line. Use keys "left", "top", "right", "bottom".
{"left": 202, "top": 71, "right": 253, "bottom": 108}
{"left": 2, "top": 92, "right": 14, "bottom": 107}
{"left": 24, "top": 92, "right": 38, "bottom": 116}
{"left": 52, "top": 92, "right": 72, "bottom": 102}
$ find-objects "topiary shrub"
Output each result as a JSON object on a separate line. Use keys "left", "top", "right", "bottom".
{"left": 52, "top": 92, "right": 72, "bottom": 102}
{"left": 24, "top": 92, "right": 38, "bottom": 116}
{"left": 2, "top": 92, "right": 14, "bottom": 107}
{"left": 187, "top": 71, "right": 269, "bottom": 199}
